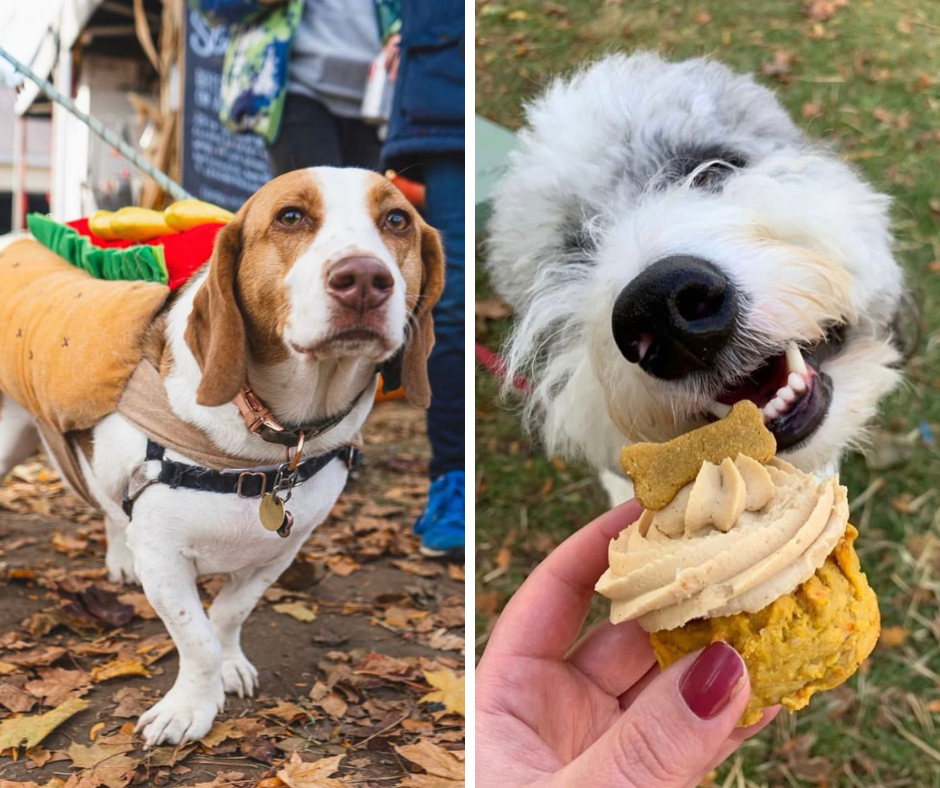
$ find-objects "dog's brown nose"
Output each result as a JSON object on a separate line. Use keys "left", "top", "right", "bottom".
{"left": 327, "top": 257, "right": 394, "bottom": 311}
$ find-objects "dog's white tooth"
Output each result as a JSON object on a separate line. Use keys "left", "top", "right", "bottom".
{"left": 788, "top": 372, "right": 807, "bottom": 393}
{"left": 786, "top": 341, "right": 808, "bottom": 375}
{"left": 770, "top": 396, "right": 787, "bottom": 413}
{"left": 763, "top": 402, "right": 778, "bottom": 419}
{"left": 709, "top": 401, "right": 732, "bottom": 419}
{"left": 777, "top": 386, "right": 796, "bottom": 404}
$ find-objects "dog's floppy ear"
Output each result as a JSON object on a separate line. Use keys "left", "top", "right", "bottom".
{"left": 401, "top": 220, "right": 446, "bottom": 408}
{"left": 184, "top": 219, "right": 248, "bottom": 407}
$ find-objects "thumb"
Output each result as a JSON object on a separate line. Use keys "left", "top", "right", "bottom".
{"left": 552, "top": 642, "right": 750, "bottom": 788}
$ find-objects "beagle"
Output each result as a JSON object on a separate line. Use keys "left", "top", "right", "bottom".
{"left": 0, "top": 168, "right": 445, "bottom": 746}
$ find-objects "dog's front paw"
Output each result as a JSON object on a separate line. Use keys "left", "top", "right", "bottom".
{"left": 221, "top": 652, "right": 259, "bottom": 698}
{"left": 105, "top": 545, "right": 139, "bottom": 586}
{"left": 135, "top": 685, "right": 224, "bottom": 747}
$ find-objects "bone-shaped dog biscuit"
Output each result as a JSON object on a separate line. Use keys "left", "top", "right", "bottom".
{"left": 620, "top": 401, "right": 777, "bottom": 510}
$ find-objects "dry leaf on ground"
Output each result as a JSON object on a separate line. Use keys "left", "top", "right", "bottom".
{"left": 396, "top": 741, "right": 465, "bottom": 787}
{"left": 66, "top": 733, "right": 138, "bottom": 788}
{"left": 90, "top": 659, "right": 149, "bottom": 682}
{"left": 277, "top": 752, "right": 346, "bottom": 788}
{"left": 420, "top": 670, "right": 465, "bottom": 717}
{"left": 0, "top": 698, "right": 90, "bottom": 752}
{"left": 272, "top": 602, "right": 318, "bottom": 623}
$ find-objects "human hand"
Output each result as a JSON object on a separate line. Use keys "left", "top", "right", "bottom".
{"left": 476, "top": 500, "right": 779, "bottom": 788}
{"left": 383, "top": 34, "right": 402, "bottom": 81}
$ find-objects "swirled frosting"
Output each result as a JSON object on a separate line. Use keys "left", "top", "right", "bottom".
{"left": 595, "top": 455, "right": 849, "bottom": 632}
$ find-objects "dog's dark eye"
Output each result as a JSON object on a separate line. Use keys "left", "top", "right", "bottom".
{"left": 385, "top": 209, "right": 411, "bottom": 232}
{"left": 692, "top": 161, "right": 737, "bottom": 190}
{"left": 276, "top": 207, "right": 306, "bottom": 227}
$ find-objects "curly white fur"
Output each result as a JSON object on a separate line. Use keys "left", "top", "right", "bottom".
{"left": 487, "top": 53, "right": 904, "bottom": 491}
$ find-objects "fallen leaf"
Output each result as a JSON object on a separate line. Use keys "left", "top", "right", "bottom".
{"left": 0, "top": 683, "right": 37, "bottom": 713}
{"left": 110, "top": 687, "right": 152, "bottom": 718}
{"left": 260, "top": 701, "right": 309, "bottom": 723}
{"left": 66, "top": 733, "right": 138, "bottom": 788}
{"left": 420, "top": 670, "right": 465, "bottom": 716}
{"left": 393, "top": 560, "right": 444, "bottom": 578}
{"left": 272, "top": 602, "right": 318, "bottom": 623}
{"left": 325, "top": 555, "right": 360, "bottom": 577}
{"left": 91, "top": 658, "right": 150, "bottom": 682}
{"left": 396, "top": 741, "right": 465, "bottom": 787}
{"left": 278, "top": 752, "right": 346, "bottom": 788}
{"left": 316, "top": 692, "right": 348, "bottom": 719}
{"left": 25, "top": 668, "right": 90, "bottom": 706}
{"left": 694, "top": 11, "right": 711, "bottom": 23}
{"left": 761, "top": 50, "right": 796, "bottom": 81}
{"left": 199, "top": 719, "right": 245, "bottom": 748}
{"left": 879, "top": 626, "right": 908, "bottom": 648}
{"left": 0, "top": 697, "right": 90, "bottom": 752}
{"left": 51, "top": 531, "right": 88, "bottom": 554}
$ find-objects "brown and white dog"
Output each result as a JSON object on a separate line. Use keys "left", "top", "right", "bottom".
{"left": 0, "top": 168, "right": 444, "bottom": 746}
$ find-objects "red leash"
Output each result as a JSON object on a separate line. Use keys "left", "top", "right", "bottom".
{"left": 475, "top": 342, "right": 530, "bottom": 394}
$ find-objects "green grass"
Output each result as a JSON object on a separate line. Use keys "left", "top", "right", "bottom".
{"left": 475, "top": 1, "right": 940, "bottom": 785}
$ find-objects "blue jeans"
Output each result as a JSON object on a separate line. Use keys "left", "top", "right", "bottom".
{"left": 422, "top": 155, "right": 465, "bottom": 478}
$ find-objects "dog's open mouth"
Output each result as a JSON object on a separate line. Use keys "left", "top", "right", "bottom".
{"left": 705, "top": 340, "right": 834, "bottom": 450}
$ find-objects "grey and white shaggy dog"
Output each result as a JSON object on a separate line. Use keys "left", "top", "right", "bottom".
{"left": 486, "top": 52, "right": 906, "bottom": 503}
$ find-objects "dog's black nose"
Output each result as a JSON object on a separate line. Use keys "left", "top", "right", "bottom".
{"left": 611, "top": 255, "right": 738, "bottom": 380}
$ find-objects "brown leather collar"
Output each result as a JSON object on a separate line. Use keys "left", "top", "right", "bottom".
{"left": 233, "top": 377, "right": 375, "bottom": 448}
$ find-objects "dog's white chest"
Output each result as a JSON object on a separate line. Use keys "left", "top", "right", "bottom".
{"left": 125, "top": 461, "right": 349, "bottom": 576}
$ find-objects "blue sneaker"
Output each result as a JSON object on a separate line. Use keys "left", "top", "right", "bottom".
{"left": 414, "top": 470, "right": 465, "bottom": 559}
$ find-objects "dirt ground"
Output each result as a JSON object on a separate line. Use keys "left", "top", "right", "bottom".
{"left": 0, "top": 400, "right": 465, "bottom": 788}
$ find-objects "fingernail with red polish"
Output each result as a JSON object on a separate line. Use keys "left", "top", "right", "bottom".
{"left": 679, "top": 641, "right": 745, "bottom": 720}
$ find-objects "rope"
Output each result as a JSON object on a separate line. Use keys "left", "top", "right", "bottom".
{"left": 0, "top": 44, "right": 192, "bottom": 202}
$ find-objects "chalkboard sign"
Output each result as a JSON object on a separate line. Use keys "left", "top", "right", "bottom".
{"left": 181, "top": 10, "right": 272, "bottom": 211}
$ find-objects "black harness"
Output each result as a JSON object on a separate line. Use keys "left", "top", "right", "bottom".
{"left": 122, "top": 440, "right": 360, "bottom": 519}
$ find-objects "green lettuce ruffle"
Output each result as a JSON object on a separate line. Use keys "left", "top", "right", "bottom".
{"left": 27, "top": 214, "right": 169, "bottom": 285}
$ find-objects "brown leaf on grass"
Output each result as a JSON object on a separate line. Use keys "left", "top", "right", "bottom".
{"left": 0, "top": 683, "right": 37, "bottom": 713}
{"left": 278, "top": 752, "right": 346, "bottom": 788}
{"left": 879, "top": 625, "right": 908, "bottom": 648}
{"left": 761, "top": 50, "right": 797, "bottom": 81}
{"left": 802, "top": 102, "right": 823, "bottom": 119}
{"left": 90, "top": 658, "right": 149, "bottom": 682}
{"left": 419, "top": 670, "right": 465, "bottom": 717}
{"left": 396, "top": 741, "right": 465, "bottom": 787}
{"left": 694, "top": 11, "right": 711, "bottom": 23}
{"left": 0, "top": 697, "right": 90, "bottom": 752}
{"left": 25, "top": 668, "right": 91, "bottom": 707}
{"left": 802, "top": 0, "right": 847, "bottom": 22}
{"left": 66, "top": 733, "right": 138, "bottom": 788}
{"left": 272, "top": 602, "right": 318, "bottom": 622}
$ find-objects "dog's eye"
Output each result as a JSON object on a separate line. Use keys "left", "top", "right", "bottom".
{"left": 276, "top": 207, "right": 306, "bottom": 227}
{"left": 385, "top": 209, "right": 411, "bottom": 232}
{"left": 692, "top": 162, "right": 735, "bottom": 189}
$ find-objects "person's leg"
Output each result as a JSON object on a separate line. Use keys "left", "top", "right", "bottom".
{"left": 414, "top": 154, "right": 465, "bottom": 558}
{"left": 337, "top": 117, "right": 382, "bottom": 170}
{"left": 267, "top": 93, "right": 344, "bottom": 176}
